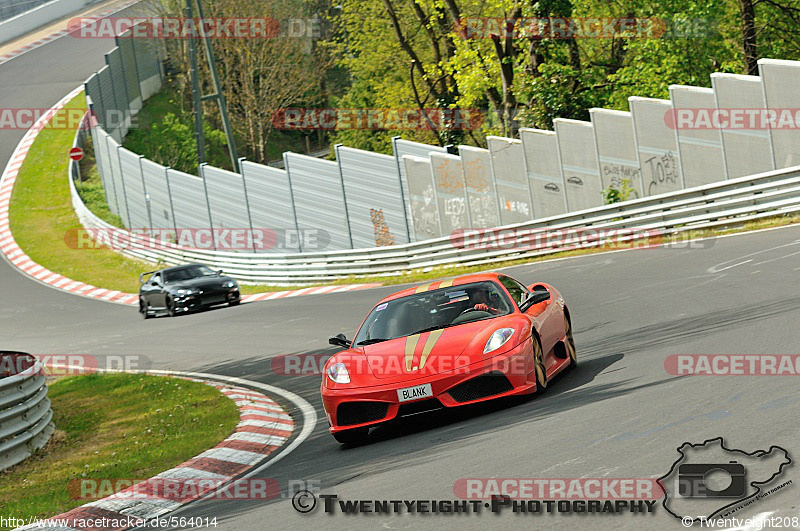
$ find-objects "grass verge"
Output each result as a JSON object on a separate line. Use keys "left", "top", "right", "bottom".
{"left": 8, "top": 92, "right": 152, "bottom": 294}
{"left": 0, "top": 372, "right": 239, "bottom": 528}
{"left": 75, "top": 135, "right": 124, "bottom": 227}
{"left": 7, "top": 93, "right": 800, "bottom": 295}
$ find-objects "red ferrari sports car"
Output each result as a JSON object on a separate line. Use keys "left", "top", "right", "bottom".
{"left": 321, "top": 272, "right": 577, "bottom": 444}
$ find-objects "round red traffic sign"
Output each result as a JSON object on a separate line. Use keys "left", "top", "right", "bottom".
{"left": 69, "top": 147, "right": 83, "bottom": 161}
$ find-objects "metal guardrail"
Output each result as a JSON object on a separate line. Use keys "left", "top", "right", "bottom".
{"left": 0, "top": 352, "right": 55, "bottom": 471}
{"left": 70, "top": 114, "right": 800, "bottom": 284}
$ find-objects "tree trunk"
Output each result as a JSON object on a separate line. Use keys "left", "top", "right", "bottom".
{"left": 738, "top": 0, "right": 758, "bottom": 75}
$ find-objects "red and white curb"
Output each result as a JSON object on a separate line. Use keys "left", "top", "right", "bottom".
{"left": 0, "top": 87, "right": 382, "bottom": 306}
{"left": 17, "top": 375, "right": 307, "bottom": 530}
{"left": 238, "top": 283, "right": 383, "bottom": 303}
{"left": 0, "top": 1, "right": 139, "bottom": 68}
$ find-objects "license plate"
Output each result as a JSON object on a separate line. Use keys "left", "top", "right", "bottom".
{"left": 397, "top": 383, "right": 433, "bottom": 402}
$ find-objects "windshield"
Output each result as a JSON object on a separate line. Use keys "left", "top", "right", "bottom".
{"left": 163, "top": 265, "right": 217, "bottom": 283}
{"left": 353, "top": 281, "right": 513, "bottom": 346}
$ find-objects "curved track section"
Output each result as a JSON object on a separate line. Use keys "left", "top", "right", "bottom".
{"left": 1, "top": 11, "right": 799, "bottom": 530}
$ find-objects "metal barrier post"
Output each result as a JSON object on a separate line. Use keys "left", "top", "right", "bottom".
{"left": 238, "top": 157, "right": 258, "bottom": 253}
{"left": 199, "top": 163, "right": 217, "bottom": 250}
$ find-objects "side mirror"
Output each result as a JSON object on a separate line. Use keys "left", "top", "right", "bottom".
{"left": 329, "top": 333, "right": 351, "bottom": 348}
{"left": 216, "top": 269, "right": 224, "bottom": 276}
{"left": 520, "top": 289, "right": 550, "bottom": 310}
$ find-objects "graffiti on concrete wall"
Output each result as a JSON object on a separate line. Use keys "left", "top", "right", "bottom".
{"left": 643, "top": 151, "right": 679, "bottom": 195}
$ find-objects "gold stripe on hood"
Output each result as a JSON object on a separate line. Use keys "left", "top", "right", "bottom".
{"left": 415, "top": 283, "right": 433, "bottom": 294}
{"left": 404, "top": 333, "right": 421, "bottom": 371}
{"left": 418, "top": 329, "right": 444, "bottom": 370}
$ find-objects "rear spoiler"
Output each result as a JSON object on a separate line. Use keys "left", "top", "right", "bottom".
{"left": 139, "top": 271, "right": 157, "bottom": 285}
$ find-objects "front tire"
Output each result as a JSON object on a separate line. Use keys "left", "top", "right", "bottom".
{"left": 332, "top": 427, "right": 368, "bottom": 445}
{"left": 533, "top": 335, "right": 547, "bottom": 393}
{"left": 166, "top": 296, "right": 176, "bottom": 317}
{"left": 229, "top": 300, "right": 240, "bottom": 307}
{"left": 565, "top": 311, "right": 577, "bottom": 369}
{"left": 140, "top": 299, "right": 151, "bottom": 320}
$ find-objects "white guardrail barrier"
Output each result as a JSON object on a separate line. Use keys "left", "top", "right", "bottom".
{"left": 0, "top": 352, "right": 54, "bottom": 471}
{"left": 70, "top": 119, "right": 800, "bottom": 284}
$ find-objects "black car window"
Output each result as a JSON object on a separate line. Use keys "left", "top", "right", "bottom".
{"left": 353, "top": 281, "right": 513, "bottom": 346}
{"left": 163, "top": 266, "right": 216, "bottom": 283}
{"left": 498, "top": 275, "right": 527, "bottom": 306}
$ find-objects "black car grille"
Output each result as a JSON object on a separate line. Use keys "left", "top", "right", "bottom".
{"left": 397, "top": 398, "right": 443, "bottom": 417}
{"left": 447, "top": 371, "right": 514, "bottom": 403}
{"left": 201, "top": 292, "right": 227, "bottom": 305}
{"left": 337, "top": 401, "right": 389, "bottom": 426}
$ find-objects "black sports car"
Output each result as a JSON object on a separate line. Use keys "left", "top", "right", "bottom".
{"left": 139, "top": 264, "right": 241, "bottom": 319}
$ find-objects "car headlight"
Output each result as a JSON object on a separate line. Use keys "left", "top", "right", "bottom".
{"left": 176, "top": 289, "right": 193, "bottom": 295}
{"left": 327, "top": 362, "right": 350, "bottom": 384}
{"left": 483, "top": 328, "right": 515, "bottom": 354}
{"left": 226, "top": 281, "right": 236, "bottom": 288}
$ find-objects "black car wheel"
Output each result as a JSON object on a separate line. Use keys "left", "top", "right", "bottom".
{"left": 229, "top": 300, "right": 240, "bottom": 307}
{"left": 139, "top": 299, "right": 151, "bottom": 320}
{"left": 564, "top": 311, "right": 577, "bottom": 369}
{"left": 166, "top": 296, "right": 176, "bottom": 317}
{"left": 533, "top": 334, "right": 547, "bottom": 393}
{"left": 333, "top": 427, "right": 369, "bottom": 445}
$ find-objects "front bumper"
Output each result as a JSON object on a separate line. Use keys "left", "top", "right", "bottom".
{"left": 321, "top": 338, "right": 536, "bottom": 433}
{"left": 174, "top": 289, "right": 240, "bottom": 312}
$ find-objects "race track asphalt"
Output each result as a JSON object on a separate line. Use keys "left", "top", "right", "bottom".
{"left": 1, "top": 11, "right": 799, "bottom": 530}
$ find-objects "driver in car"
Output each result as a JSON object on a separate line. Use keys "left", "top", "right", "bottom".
{"left": 470, "top": 288, "right": 502, "bottom": 315}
